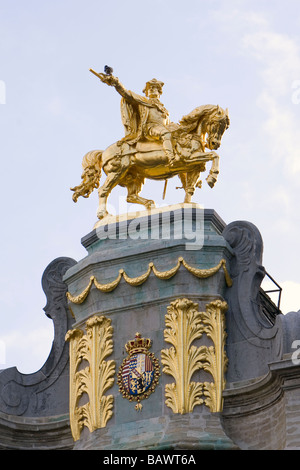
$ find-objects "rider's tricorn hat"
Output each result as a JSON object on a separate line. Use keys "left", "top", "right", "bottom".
{"left": 143, "top": 78, "right": 164, "bottom": 96}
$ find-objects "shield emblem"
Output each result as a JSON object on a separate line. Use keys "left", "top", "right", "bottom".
{"left": 121, "top": 352, "right": 155, "bottom": 396}
{"left": 118, "top": 333, "right": 160, "bottom": 409}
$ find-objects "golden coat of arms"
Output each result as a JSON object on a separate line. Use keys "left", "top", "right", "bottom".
{"left": 71, "top": 66, "right": 230, "bottom": 220}
{"left": 117, "top": 333, "right": 160, "bottom": 411}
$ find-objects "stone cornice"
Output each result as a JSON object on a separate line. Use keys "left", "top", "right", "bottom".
{"left": 0, "top": 412, "right": 73, "bottom": 450}
{"left": 222, "top": 356, "right": 300, "bottom": 418}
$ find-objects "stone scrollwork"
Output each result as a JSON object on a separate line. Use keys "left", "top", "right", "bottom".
{"left": 65, "top": 315, "right": 115, "bottom": 441}
{"left": 161, "top": 298, "right": 228, "bottom": 415}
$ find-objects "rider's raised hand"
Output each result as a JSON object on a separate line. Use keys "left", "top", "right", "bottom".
{"left": 98, "top": 73, "right": 118, "bottom": 87}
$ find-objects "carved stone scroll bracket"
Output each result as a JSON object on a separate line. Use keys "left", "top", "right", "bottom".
{"left": 0, "top": 256, "right": 77, "bottom": 418}
{"left": 223, "top": 221, "right": 280, "bottom": 339}
{"left": 161, "top": 298, "right": 228, "bottom": 415}
{"left": 222, "top": 221, "right": 282, "bottom": 382}
{"left": 65, "top": 315, "right": 115, "bottom": 442}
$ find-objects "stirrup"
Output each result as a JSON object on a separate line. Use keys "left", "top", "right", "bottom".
{"left": 169, "top": 157, "right": 181, "bottom": 167}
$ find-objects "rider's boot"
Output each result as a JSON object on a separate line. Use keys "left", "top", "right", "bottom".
{"left": 162, "top": 136, "right": 180, "bottom": 167}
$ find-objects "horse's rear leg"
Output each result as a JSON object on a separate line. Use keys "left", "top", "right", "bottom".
{"left": 125, "top": 175, "right": 155, "bottom": 210}
{"left": 179, "top": 171, "right": 200, "bottom": 203}
{"left": 97, "top": 157, "right": 129, "bottom": 219}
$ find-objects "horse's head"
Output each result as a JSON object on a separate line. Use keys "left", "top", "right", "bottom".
{"left": 204, "top": 106, "right": 230, "bottom": 150}
{"left": 178, "top": 104, "right": 230, "bottom": 151}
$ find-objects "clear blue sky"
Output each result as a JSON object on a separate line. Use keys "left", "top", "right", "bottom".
{"left": 0, "top": 0, "right": 300, "bottom": 372}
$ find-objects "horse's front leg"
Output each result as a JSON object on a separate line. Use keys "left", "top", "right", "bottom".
{"left": 206, "top": 152, "right": 220, "bottom": 188}
{"left": 97, "top": 156, "right": 130, "bottom": 219}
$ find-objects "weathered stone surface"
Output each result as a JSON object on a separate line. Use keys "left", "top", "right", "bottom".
{"left": 65, "top": 206, "right": 237, "bottom": 450}
{"left": 74, "top": 412, "right": 238, "bottom": 450}
{"left": 0, "top": 412, "right": 73, "bottom": 450}
{"left": 65, "top": 206, "right": 232, "bottom": 325}
{"left": 66, "top": 207, "right": 300, "bottom": 451}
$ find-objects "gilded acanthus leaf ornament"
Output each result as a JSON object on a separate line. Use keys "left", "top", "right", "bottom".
{"left": 161, "top": 298, "right": 229, "bottom": 415}
{"left": 161, "top": 298, "right": 205, "bottom": 414}
{"left": 65, "top": 315, "right": 115, "bottom": 441}
{"left": 71, "top": 68, "right": 230, "bottom": 220}
{"left": 199, "top": 300, "right": 228, "bottom": 413}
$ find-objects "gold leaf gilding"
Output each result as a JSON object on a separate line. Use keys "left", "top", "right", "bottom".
{"left": 161, "top": 298, "right": 228, "bottom": 414}
{"left": 67, "top": 258, "right": 232, "bottom": 304}
{"left": 65, "top": 315, "right": 115, "bottom": 441}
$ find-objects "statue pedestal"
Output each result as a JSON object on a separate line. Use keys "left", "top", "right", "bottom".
{"left": 0, "top": 203, "right": 296, "bottom": 449}
{"left": 64, "top": 204, "right": 238, "bottom": 450}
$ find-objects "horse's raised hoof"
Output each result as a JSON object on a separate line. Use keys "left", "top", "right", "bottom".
{"left": 97, "top": 209, "right": 109, "bottom": 220}
{"left": 206, "top": 175, "right": 217, "bottom": 188}
{"left": 145, "top": 201, "right": 155, "bottom": 210}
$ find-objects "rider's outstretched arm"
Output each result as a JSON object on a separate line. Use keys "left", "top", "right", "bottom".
{"left": 90, "top": 69, "right": 133, "bottom": 103}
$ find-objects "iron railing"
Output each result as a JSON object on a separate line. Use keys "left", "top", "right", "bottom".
{"left": 263, "top": 271, "right": 282, "bottom": 311}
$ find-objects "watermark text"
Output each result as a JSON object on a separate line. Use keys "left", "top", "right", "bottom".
{"left": 95, "top": 199, "right": 205, "bottom": 251}
{"left": 291, "top": 340, "right": 300, "bottom": 365}
{"left": 292, "top": 80, "right": 300, "bottom": 104}
{"left": 0, "top": 80, "right": 6, "bottom": 104}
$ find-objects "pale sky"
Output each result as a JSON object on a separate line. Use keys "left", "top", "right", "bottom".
{"left": 1, "top": 0, "right": 300, "bottom": 373}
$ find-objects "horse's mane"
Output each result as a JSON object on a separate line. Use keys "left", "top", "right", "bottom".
{"left": 179, "top": 104, "right": 220, "bottom": 129}
{"left": 179, "top": 104, "right": 226, "bottom": 136}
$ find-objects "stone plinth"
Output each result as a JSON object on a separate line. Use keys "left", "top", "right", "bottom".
{"left": 65, "top": 204, "right": 231, "bottom": 324}
{"left": 63, "top": 204, "right": 238, "bottom": 450}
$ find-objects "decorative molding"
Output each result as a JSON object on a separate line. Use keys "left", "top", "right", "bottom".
{"left": 65, "top": 315, "right": 115, "bottom": 441}
{"left": 66, "top": 257, "right": 232, "bottom": 304}
{"left": 161, "top": 298, "right": 205, "bottom": 414}
{"left": 161, "top": 298, "right": 228, "bottom": 414}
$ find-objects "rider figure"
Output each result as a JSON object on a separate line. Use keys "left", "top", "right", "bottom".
{"left": 97, "top": 73, "right": 180, "bottom": 167}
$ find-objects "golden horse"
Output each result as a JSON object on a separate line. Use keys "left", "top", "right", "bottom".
{"left": 71, "top": 104, "right": 229, "bottom": 220}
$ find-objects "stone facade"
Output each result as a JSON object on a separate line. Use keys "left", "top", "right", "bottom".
{"left": 0, "top": 205, "right": 299, "bottom": 450}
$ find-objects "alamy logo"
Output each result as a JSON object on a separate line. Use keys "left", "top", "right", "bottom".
{"left": 0, "top": 80, "right": 6, "bottom": 104}
{"left": 292, "top": 80, "right": 300, "bottom": 105}
{"left": 0, "top": 340, "right": 6, "bottom": 365}
{"left": 291, "top": 340, "right": 300, "bottom": 365}
{"left": 95, "top": 202, "right": 205, "bottom": 251}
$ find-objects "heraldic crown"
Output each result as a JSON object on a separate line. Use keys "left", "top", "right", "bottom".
{"left": 125, "top": 333, "right": 152, "bottom": 356}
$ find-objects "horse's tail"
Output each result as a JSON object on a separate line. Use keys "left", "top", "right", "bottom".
{"left": 71, "top": 150, "right": 103, "bottom": 202}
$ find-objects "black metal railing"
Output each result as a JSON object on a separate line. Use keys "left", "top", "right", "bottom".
{"left": 263, "top": 272, "right": 282, "bottom": 311}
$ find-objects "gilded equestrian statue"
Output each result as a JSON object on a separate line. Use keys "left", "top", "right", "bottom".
{"left": 71, "top": 69, "right": 230, "bottom": 220}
